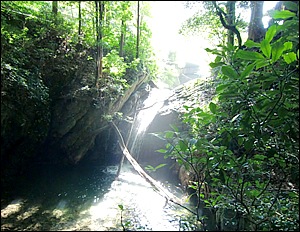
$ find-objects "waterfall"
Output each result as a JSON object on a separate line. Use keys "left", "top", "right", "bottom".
{"left": 2, "top": 85, "right": 199, "bottom": 231}
{"left": 126, "top": 87, "right": 172, "bottom": 160}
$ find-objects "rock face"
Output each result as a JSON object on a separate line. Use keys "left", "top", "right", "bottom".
{"left": 132, "top": 78, "right": 214, "bottom": 187}
{"left": 80, "top": 81, "right": 152, "bottom": 165}
{"left": 126, "top": 85, "right": 185, "bottom": 184}
{"left": 137, "top": 105, "right": 181, "bottom": 183}
{"left": 41, "top": 72, "right": 150, "bottom": 165}
{"left": 178, "top": 165, "right": 197, "bottom": 191}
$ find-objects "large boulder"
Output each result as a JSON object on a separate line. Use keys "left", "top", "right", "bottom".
{"left": 136, "top": 78, "right": 214, "bottom": 186}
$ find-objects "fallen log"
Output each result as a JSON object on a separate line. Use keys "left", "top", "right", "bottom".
{"left": 111, "top": 121, "right": 197, "bottom": 216}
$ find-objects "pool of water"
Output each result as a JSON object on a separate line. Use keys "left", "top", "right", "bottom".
{"left": 1, "top": 162, "right": 199, "bottom": 231}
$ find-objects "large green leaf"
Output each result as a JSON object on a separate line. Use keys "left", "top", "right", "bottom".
{"left": 265, "top": 24, "right": 277, "bottom": 43}
{"left": 283, "top": 52, "right": 297, "bottom": 64}
{"left": 241, "top": 62, "right": 256, "bottom": 78}
{"left": 269, "top": 10, "right": 296, "bottom": 19}
{"left": 271, "top": 42, "right": 285, "bottom": 63}
{"left": 236, "top": 50, "right": 265, "bottom": 60}
{"left": 284, "top": 41, "right": 293, "bottom": 51}
{"left": 260, "top": 39, "right": 271, "bottom": 58}
{"left": 283, "top": 1, "right": 299, "bottom": 11}
{"left": 210, "top": 62, "right": 225, "bottom": 68}
{"left": 209, "top": 102, "right": 217, "bottom": 114}
{"left": 216, "top": 83, "right": 230, "bottom": 93}
{"left": 244, "top": 39, "right": 261, "bottom": 48}
{"left": 255, "top": 60, "right": 270, "bottom": 69}
{"left": 165, "top": 131, "right": 174, "bottom": 139}
{"left": 221, "top": 65, "right": 238, "bottom": 79}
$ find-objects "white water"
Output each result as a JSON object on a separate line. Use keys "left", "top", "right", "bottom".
{"left": 128, "top": 87, "right": 172, "bottom": 158}
{"left": 87, "top": 164, "right": 192, "bottom": 231}
{"left": 136, "top": 88, "right": 172, "bottom": 134}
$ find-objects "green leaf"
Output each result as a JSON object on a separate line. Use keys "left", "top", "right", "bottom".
{"left": 218, "top": 93, "right": 239, "bottom": 100}
{"left": 118, "top": 204, "right": 124, "bottom": 210}
{"left": 170, "top": 124, "right": 179, "bottom": 132}
{"left": 241, "top": 62, "right": 256, "bottom": 78}
{"left": 284, "top": 42, "right": 293, "bottom": 51}
{"left": 288, "top": 191, "right": 298, "bottom": 198}
{"left": 283, "top": 1, "right": 299, "bottom": 11}
{"left": 255, "top": 60, "right": 270, "bottom": 69}
{"left": 271, "top": 42, "right": 285, "bottom": 63}
{"left": 283, "top": 52, "right": 297, "bottom": 64}
{"left": 230, "top": 114, "right": 240, "bottom": 123}
{"left": 238, "top": 137, "right": 244, "bottom": 145}
{"left": 156, "top": 149, "right": 167, "bottom": 154}
{"left": 216, "top": 83, "right": 230, "bottom": 92}
{"left": 154, "top": 163, "right": 167, "bottom": 170}
{"left": 244, "top": 139, "right": 253, "bottom": 151}
{"left": 145, "top": 165, "right": 155, "bottom": 171}
{"left": 260, "top": 39, "right": 272, "bottom": 58}
{"left": 236, "top": 50, "right": 265, "bottom": 60}
{"left": 265, "top": 25, "right": 277, "bottom": 43}
{"left": 209, "top": 102, "right": 217, "bottom": 114}
{"left": 149, "top": 132, "right": 165, "bottom": 140}
{"left": 254, "top": 154, "right": 267, "bottom": 160}
{"left": 278, "top": 107, "right": 287, "bottom": 118}
{"left": 219, "top": 169, "right": 225, "bottom": 183}
{"left": 165, "top": 131, "right": 174, "bottom": 139}
{"left": 221, "top": 65, "right": 238, "bottom": 79}
{"left": 269, "top": 10, "right": 296, "bottom": 19}
{"left": 179, "top": 140, "right": 188, "bottom": 151}
{"left": 210, "top": 62, "right": 225, "bottom": 68}
{"left": 250, "top": 189, "right": 260, "bottom": 198}
{"left": 244, "top": 39, "right": 260, "bottom": 48}
{"left": 215, "top": 55, "right": 222, "bottom": 63}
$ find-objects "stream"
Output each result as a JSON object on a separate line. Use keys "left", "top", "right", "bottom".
{"left": 1, "top": 86, "right": 200, "bottom": 231}
{"left": 1, "top": 163, "right": 197, "bottom": 231}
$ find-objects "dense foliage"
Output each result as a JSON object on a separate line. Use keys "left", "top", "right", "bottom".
{"left": 1, "top": 1, "right": 157, "bottom": 183}
{"left": 157, "top": 2, "right": 299, "bottom": 231}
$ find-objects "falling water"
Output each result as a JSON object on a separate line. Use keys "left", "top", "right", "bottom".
{"left": 127, "top": 87, "right": 172, "bottom": 160}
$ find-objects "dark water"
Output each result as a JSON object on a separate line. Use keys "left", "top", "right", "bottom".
{"left": 1, "top": 163, "right": 116, "bottom": 230}
{"left": 1, "top": 162, "right": 199, "bottom": 231}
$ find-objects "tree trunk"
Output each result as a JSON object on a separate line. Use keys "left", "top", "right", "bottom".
{"left": 52, "top": 1, "right": 58, "bottom": 15}
{"left": 95, "top": 1, "right": 99, "bottom": 85}
{"left": 136, "top": 1, "right": 140, "bottom": 59}
{"left": 226, "top": 1, "right": 235, "bottom": 46}
{"left": 78, "top": 1, "right": 82, "bottom": 37}
{"left": 248, "top": 1, "right": 265, "bottom": 42}
{"left": 94, "top": 1, "right": 104, "bottom": 87}
{"left": 119, "top": 20, "right": 125, "bottom": 57}
{"left": 99, "top": 1, "right": 104, "bottom": 79}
